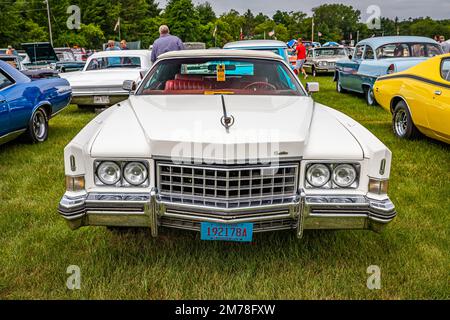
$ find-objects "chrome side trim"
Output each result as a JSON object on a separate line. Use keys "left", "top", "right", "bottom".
{"left": 0, "top": 128, "right": 26, "bottom": 145}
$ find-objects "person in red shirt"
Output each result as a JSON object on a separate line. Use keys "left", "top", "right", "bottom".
{"left": 295, "top": 38, "right": 308, "bottom": 79}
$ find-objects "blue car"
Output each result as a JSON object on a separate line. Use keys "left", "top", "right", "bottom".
{"left": 0, "top": 60, "right": 72, "bottom": 146}
{"left": 334, "top": 36, "right": 443, "bottom": 105}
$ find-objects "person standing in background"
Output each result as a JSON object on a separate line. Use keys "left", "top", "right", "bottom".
{"left": 150, "top": 25, "right": 185, "bottom": 63}
{"left": 295, "top": 38, "right": 308, "bottom": 79}
{"left": 6, "top": 45, "right": 14, "bottom": 55}
{"left": 106, "top": 40, "right": 119, "bottom": 51}
{"left": 438, "top": 36, "right": 450, "bottom": 53}
{"left": 120, "top": 40, "right": 129, "bottom": 50}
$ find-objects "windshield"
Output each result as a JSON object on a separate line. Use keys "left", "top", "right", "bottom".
{"left": 56, "top": 51, "right": 75, "bottom": 62}
{"left": 314, "top": 48, "right": 346, "bottom": 57}
{"left": 0, "top": 56, "right": 19, "bottom": 69}
{"left": 85, "top": 56, "right": 141, "bottom": 70}
{"left": 137, "top": 57, "right": 305, "bottom": 96}
{"left": 376, "top": 43, "right": 442, "bottom": 59}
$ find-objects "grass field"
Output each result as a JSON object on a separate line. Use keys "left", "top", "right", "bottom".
{"left": 0, "top": 76, "right": 449, "bottom": 299}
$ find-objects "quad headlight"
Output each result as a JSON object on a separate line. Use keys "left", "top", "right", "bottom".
{"left": 97, "top": 161, "right": 121, "bottom": 185}
{"left": 306, "top": 164, "right": 330, "bottom": 187}
{"left": 124, "top": 162, "right": 148, "bottom": 186}
{"left": 95, "top": 160, "right": 149, "bottom": 187}
{"left": 332, "top": 164, "right": 357, "bottom": 187}
{"left": 305, "top": 163, "right": 359, "bottom": 189}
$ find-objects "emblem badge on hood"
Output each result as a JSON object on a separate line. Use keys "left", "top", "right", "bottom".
{"left": 221, "top": 114, "right": 235, "bottom": 129}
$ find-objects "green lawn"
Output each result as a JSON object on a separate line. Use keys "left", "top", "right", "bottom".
{"left": 0, "top": 76, "right": 449, "bottom": 299}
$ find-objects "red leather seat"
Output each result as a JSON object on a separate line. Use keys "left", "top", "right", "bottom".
{"left": 165, "top": 79, "right": 212, "bottom": 91}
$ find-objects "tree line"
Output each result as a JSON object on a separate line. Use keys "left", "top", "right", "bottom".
{"left": 1, "top": 0, "right": 449, "bottom": 49}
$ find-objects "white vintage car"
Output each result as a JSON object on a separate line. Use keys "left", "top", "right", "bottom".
{"left": 58, "top": 49, "right": 396, "bottom": 242}
{"left": 60, "top": 50, "right": 152, "bottom": 108}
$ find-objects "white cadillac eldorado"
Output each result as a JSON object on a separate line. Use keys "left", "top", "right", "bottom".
{"left": 58, "top": 49, "right": 396, "bottom": 242}
{"left": 60, "top": 50, "right": 152, "bottom": 108}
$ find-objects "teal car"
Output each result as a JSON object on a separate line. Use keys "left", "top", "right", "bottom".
{"left": 334, "top": 36, "right": 443, "bottom": 105}
{"left": 22, "top": 42, "right": 85, "bottom": 73}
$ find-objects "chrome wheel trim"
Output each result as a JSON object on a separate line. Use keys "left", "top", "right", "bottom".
{"left": 367, "top": 88, "right": 375, "bottom": 105}
{"left": 337, "top": 79, "right": 342, "bottom": 92}
{"left": 394, "top": 109, "right": 408, "bottom": 136}
{"left": 32, "top": 110, "right": 46, "bottom": 140}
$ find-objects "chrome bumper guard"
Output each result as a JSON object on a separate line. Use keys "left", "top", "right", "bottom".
{"left": 58, "top": 190, "right": 396, "bottom": 237}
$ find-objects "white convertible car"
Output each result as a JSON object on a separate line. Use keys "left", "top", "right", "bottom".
{"left": 60, "top": 50, "right": 152, "bottom": 108}
{"left": 58, "top": 50, "right": 396, "bottom": 242}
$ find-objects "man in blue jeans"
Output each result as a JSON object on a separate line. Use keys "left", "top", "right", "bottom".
{"left": 151, "top": 25, "right": 185, "bottom": 63}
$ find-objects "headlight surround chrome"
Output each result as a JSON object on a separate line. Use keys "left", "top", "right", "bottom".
{"left": 306, "top": 164, "right": 331, "bottom": 187}
{"left": 124, "top": 162, "right": 148, "bottom": 186}
{"left": 94, "top": 160, "right": 150, "bottom": 187}
{"left": 97, "top": 161, "right": 121, "bottom": 185}
{"left": 305, "top": 163, "right": 360, "bottom": 189}
{"left": 332, "top": 164, "right": 357, "bottom": 187}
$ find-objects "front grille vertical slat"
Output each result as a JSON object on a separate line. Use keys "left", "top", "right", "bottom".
{"left": 157, "top": 162, "right": 299, "bottom": 209}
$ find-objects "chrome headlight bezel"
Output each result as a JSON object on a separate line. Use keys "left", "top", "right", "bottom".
{"left": 94, "top": 160, "right": 150, "bottom": 187}
{"left": 305, "top": 162, "right": 360, "bottom": 189}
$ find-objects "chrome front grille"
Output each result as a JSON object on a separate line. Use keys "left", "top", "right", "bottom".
{"left": 157, "top": 162, "right": 299, "bottom": 209}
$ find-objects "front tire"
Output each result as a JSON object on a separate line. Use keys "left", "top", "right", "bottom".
{"left": 364, "top": 86, "right": 377, "bottom": 106}
{"left": 25, "top": 107, "right": 48, "bottom": 143}
{"left": 336, "top": 77, "right": 346, "bottom": 93}
{"left": 392, "top": 100, "right": 421, "bottom": 139}
{"left": 312, "top": 67, "right": 317, "bottom": 77}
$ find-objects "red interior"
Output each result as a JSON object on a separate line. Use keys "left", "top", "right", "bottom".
{"left": 163, "top": 74, "right": 270, "bottom": 92}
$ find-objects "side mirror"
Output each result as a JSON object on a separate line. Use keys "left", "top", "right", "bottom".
{"left": 306, "top": 82, "right": 319, "bottom": 94}
{"left": 122, "top": 80, "right": 136, "bottom": 93}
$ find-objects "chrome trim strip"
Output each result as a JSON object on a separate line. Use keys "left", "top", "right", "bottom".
{"left": 0, "top": 128, "right": 26, "bottom": 144}
{"left": 162, "top": 212, "right": 293, "bottom": 224}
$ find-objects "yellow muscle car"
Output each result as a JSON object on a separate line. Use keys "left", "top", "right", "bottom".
{"left": 374, "top": 53, "right": 450, "bottom": 144}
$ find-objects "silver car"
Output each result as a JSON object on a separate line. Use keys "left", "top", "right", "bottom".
{"left": 304, "top": 47, "right": 349, "bottom": 76}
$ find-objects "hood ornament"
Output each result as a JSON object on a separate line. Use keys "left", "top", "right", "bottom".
{"left": 221, "top": 114, "right": 235, "bottom": 129}
{"left": 220, "top": 95, "right": 234, "bottom": 131}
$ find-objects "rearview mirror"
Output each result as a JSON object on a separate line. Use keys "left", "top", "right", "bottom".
{"left": 123, "top": 80, "right": 136, "bottom": 92}
{"left": 306, "top": 82, "right": 319, "bottom": 94}
{"left": 348, "top": 54, "right": 353, "bottom": 60}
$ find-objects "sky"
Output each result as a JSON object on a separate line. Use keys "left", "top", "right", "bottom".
{"left": 158, "top": 0, "right": 450, "bottom": 20}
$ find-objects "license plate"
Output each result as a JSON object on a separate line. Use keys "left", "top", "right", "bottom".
{"left": 93, "top": 96, "right": 110, "bottom": 104}
{"left": 200, "top": 222, "right": 253, "bottom": 242}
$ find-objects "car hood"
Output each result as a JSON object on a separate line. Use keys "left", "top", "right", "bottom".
{"left": 314, "top": 56, "right": 344, "bottom": 62}
{"left": 21, "top": 42, "right": 58, "bottom": 63}
{"left": 60, "top": 69, "right": 142, "bottom": 88}
{"left": 89, "top": 95, "right": 363, "bottom": 162}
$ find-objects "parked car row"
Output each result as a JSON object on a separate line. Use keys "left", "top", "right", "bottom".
{"left": 1, "top": 35, "right": 447, "bottom": 242}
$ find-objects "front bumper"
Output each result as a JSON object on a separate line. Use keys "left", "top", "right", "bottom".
{"left": 70, "top": 90, "right": 129, "bottom": 106}
{"left": 58, "top": 190, "right": 396, "bottom": 237}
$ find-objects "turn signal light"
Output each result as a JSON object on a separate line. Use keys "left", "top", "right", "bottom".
{"left": 387, "top": 64, "right": 395, "bottom": 74}
{"left": 66, "top": 175, "right": 85, "bottom": 192}
{"left": 368, "top": 178, "right": 389, "bottom": 195}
